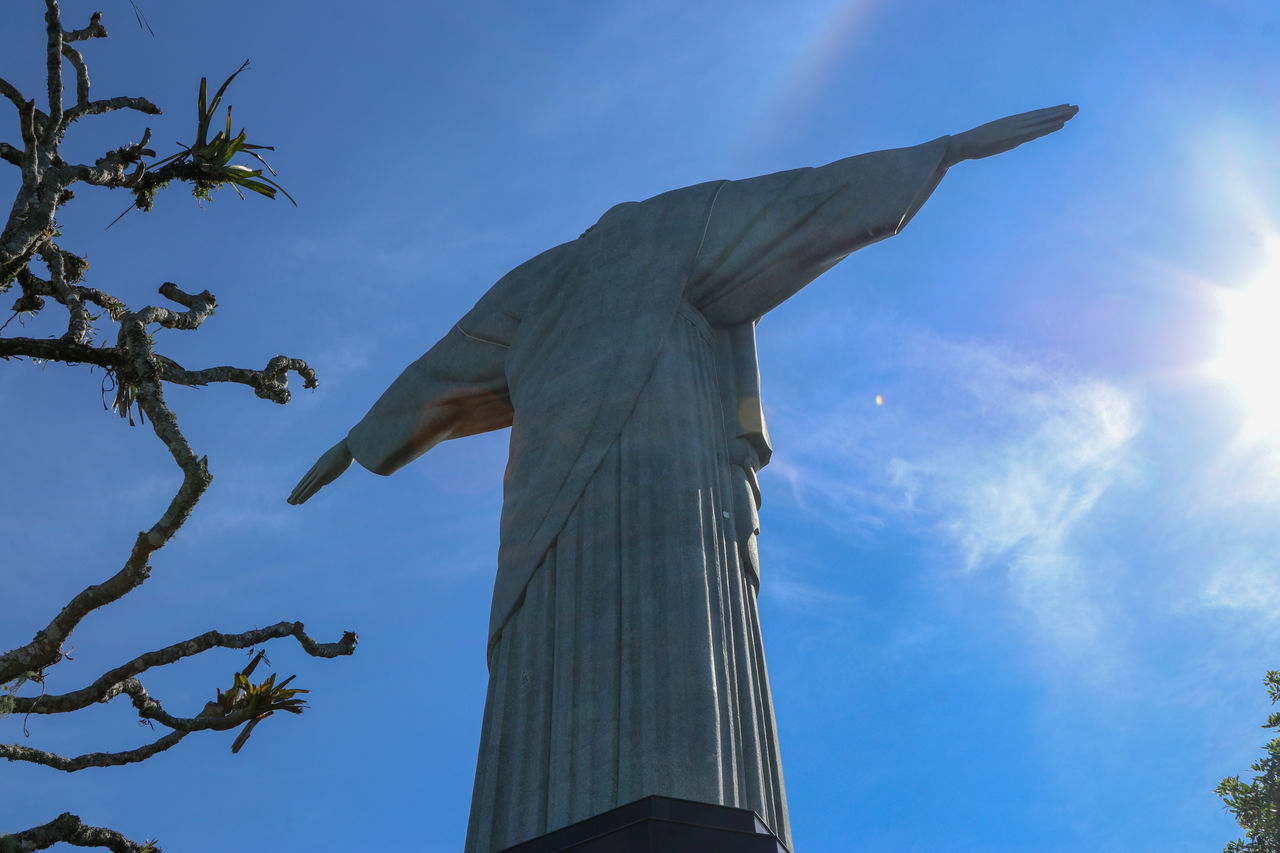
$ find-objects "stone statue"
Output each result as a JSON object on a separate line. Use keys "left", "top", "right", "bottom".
{"left": 289, "top": 105, "right": 1078, "bottom": 852}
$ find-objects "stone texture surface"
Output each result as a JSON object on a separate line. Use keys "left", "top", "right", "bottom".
{"left": 465, "top": 305, "right": 788, "bottom": 850}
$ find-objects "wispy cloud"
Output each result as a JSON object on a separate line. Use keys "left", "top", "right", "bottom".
{"left": 1198, "top": 439, "right": 1280, "bottom": 513}
{"left": 1201, "top": 557, "right": 1280, "bottom": 621}
{"left": 768, "top": 322, "right": 1140, "bottom": 654}
{"left": 765, "top": 573, "right": 862, "bottom": 612}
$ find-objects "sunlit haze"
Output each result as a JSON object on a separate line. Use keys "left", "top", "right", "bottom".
{"left": 1213, "top": 234, "right": 1280, "bottom": 443}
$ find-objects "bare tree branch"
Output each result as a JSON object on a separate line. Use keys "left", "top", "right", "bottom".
{"left": 60, "top": 43, "right": 88, "bottom": 111}
{"left": 132, "top": 379, "right": 210, "bottom": 525}
{"left": 4, "top": 675, "right": 284, "bottom": 771}
{"left": 0, "top": 337, "right": 121, "bottom": 367}
{"left": 0, "top": 361, "right": 212, "bottom": 682}
{"left": 1, "top": 317, "right": 226, "bottom": 677}
{"left": 12, "top": 265, "right": 119, "bottom": 325}
{"left": 0, "top": 728, "right": 189, "bottom": 772}
{"left": 133, "top": 282, "right": 216, "bottom": 330}
{"left": 16, "top": 249, "right": 101, "bottom": 300}
{"left": 4, "top": 624, "right": 356, "bottom": 775}
{"left": 15, "top": 622, "right": 356, "bottom": 715}
{"left": 1, "top": 7, "right": 350, "bottom": 846}
{"left": 0, "top": 811, "right": 156, "bottom": 853}
{"left": 17, "top": 97, "right": 41, "bottom": 185}
{"left": 0, "top": 222, "right": 55, "bottom": 298}
{"left": 54, "top": 162, "right": 131, "bottom": 188}
{"left": 63, "top": 96, "right": 160, "bottom": 127}
{"left": 116, "top": 677, "right": 274, "bottom": 735}
{"left": 62, "top": 10, "right": 107, "bottom": 43}
{"left": 0, "top": 533, "right": 159, "bottom": 684}
{"left": 42, "top": 1, "right": 64, "bottom": 142}
{"left": 1, "top": 277, "right": 322, "bottom": 683}
{"left": 39, "top": 242, "right": 91, "bottom": 342}
{"left": 0, "top": 77, "right": 30, "bottom": 114}
{"left": 160, "top": 355, "right": 319, "bottom": 403}
{"left": 0, "top": 311, "right": 225, "bottom": 676}
{"left": 50, "top": 136, "right": 152, "bottom": 193}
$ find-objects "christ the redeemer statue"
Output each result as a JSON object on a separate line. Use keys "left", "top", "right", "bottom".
{"left": 289, "top": 105, "right": 1078, "bottom": 853}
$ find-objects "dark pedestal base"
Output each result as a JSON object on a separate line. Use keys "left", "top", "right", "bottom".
{"left": 497, "top": 795, "right": 790, "bottom": 853}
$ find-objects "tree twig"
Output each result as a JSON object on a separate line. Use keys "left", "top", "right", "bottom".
{"left": 42, "top": 1, "right": 64, "bottom": 143}
{"left": 0, "top": 811, "right": 156, "bottom": 853}
{"left": 62, "top": 10, "right": 107, "bottom": 43}
{"left": 14, "top": 622, "right": 356, "bottom": 715}
{"left": 60, "top": 43, "right": 88, "bottom": 111}
{"left": 62, "top": 96, "right": 160, "bottom": 127}
{"left": 133, "top": 282, "right": 217, "bottom": 330}
{"left": 0, "top": 337, "right": 121, "bottom": 367}
{"left": 39, "top": 242, "right": 91, "bottom": 343}
{"left": 1, "top": 6, "right": 349, "bottom": 847}
{"left": 160, "top": 355, "right": 319, "bottom": 402}
{"left": 0, "top": 728, "right": 188, "bottom": 772}
{"left": 0, "top": 77, "right": 30, "bottom": 114}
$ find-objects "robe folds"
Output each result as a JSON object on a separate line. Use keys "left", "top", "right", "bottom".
{"left": 345, "top": 137, "right": 951, "bottom": 852}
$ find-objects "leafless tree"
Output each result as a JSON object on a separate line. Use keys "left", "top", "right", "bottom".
{"left": 1, "top": 4, "right": 356, "bottom": 850}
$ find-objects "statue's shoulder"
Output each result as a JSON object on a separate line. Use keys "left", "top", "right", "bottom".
{"left": 469, "top": 178, "right": 730, "bottom": 324}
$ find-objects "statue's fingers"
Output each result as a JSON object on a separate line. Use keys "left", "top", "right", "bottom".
{"left": 1024, "top": 104, "right": 1077, "bottom": 121}
{"left": 1016, "top": 112, "right": 1069, "bottom": 131}
{"left": 985, "top": 124, "right": 1065, "bottom": 157}
{"left": 288, "top": 468, "right": 319, "bottom": 504}
{"left": 292, "top": 480, "right": 318, "bottom": 505}
{"left": 1015, "top": 119, "right": 1068, "bottom": 141}
{"left": 1029, "top": 117, "right": 1068, "bottom": 133}
{"left": 1015, "top": 106, "right": 1076, "bottom": 131}
{"left": 1017, "top": 124, "right": 1065, "bottom": 145}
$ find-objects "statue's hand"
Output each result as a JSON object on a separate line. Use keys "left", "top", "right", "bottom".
{"left": 944, "top": 104, "right": 1078, "bottom": 167}
{"left": 287, "top": 438, "right": 354, "bottom": 505}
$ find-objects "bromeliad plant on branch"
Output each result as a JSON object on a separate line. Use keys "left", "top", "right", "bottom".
{"left": 0, "top": 3, "right": 356, "bottom": 851}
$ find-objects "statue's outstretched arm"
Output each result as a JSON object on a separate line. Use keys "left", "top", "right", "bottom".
{"left": 287, "top": 438, "right": 354, "bottom": 505}
{"left": 943, "top": 104, "right": 1078, "bottom": 167}
{"left": 688, "top": 104, "right": 1076, "bottom": 325}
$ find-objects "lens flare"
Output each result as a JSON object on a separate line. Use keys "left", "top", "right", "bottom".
{"left": 1211, "top": 234, "right": 1280, "bottom": 441}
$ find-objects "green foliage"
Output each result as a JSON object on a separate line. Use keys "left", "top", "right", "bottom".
{"left": 132, "top": 179, "right": 168, "bottom": 213}
{"left": 123, "top": 61, "right": 295, "bottom": 219}
{"left": 150, "top": 61, "right": 296, "bottom": 205}
{"left": 1218, "top": 671, "right": 1280, "bottom": 852}
{"left": 211, "top": 651, "right": 310, "bottom": 755}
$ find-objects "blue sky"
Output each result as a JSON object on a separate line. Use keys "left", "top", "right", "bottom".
{"left": 3, "top": 1, "right": 1278, "bottom": 850}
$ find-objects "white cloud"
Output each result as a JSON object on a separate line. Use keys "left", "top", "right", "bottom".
{"left": 935, "top": 373, "right": 1135, "bottom": 572}
{"left": 1198, "top": 440, "right": 1280, "bottom": 512}
{"left": 1202, "top": 559, "right": 1280, "bottom": 618}
{"left": 770, "top": 324, "right": 1139, "bottom": 653}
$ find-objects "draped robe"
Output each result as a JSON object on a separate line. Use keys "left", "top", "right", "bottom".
{"left": 345, "top": 137, "right": 951, "bottom": 852}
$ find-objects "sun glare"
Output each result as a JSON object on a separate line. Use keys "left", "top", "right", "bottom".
{"left": 1212, "top": 235, "right": 1280, "bottom": 441}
